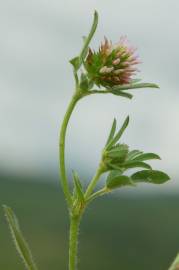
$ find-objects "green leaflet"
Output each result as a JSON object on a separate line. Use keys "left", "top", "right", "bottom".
{"left": 122, "top": 161, "right": 152, "bottom": 170}
{"left": 107, "top": 170, "right": 122, "bottom": 178}
{"left": 106, "top": 169, "right": 170, "bottom": 189}
{"left": 111, "top": 144, "right": 129, "bottom": 151}
{"left": 106, "top": 171, "right": 134, "bottom": 189}
{"left": 3, "top": 205, "right": 38, "bottom": 270}
{"left": 108, "top": 149, "right": 128, "bottom": 159}
{"left": 133, "top": 152, "right": 161, "bottom": 161}
{"left": 109, "top": 89, "right": 133, "bottom": 99}
{"left": 105, "top": 118, "right": 117, "bottom": 146}
{"left": 70, "top": 10, "right": 98, "bottom": 71}
{"left": 112, "top": 82, "right": 159, "bottom": 91}
{"left": 131, "top": 170, "right": 170, "bottom": 184}
{"left": 107, "top": 163, "right": 124, "bottom": 171}
{"left": 127, "top": 150, "right": 143, "bottom": 160}
{"left": 106, "top": 116, "right": 129, "bottom": 150}
{"left": 79, "top": 10, "right": 98, "bottom": 67}
{"left": 72, "top": 171, "right": 85, "bottom": 203}
{"left": 105, "top": 82, "right": 159, "bottom": 99}
{"left": 107, "top": 144, "right": 129, "bottom": 160}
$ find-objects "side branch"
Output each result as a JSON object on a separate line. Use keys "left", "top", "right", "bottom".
{"left": 85, "top": 166, "right": 103, "bottom": 199}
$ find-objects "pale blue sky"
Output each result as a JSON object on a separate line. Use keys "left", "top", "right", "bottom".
{"left": 0, "top": 0, "right": 178, "bottom": 190}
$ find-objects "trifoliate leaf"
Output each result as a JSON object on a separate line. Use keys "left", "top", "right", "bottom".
{"left": 133, "top": 153, "right": 161, "bottom": 161}
{"left": 105, "top": 118, "right": 117, "bottom": 146}
{"left": 106, "top": 173, "right": 134, "bottom": 189}
{"left": 131, "top": 170, "right": 170, "bottom": 184}
{"left": 122, "top": 161, "right": 152, "bottom": 170}
{"left": 106, "top": 116, "right": 129, "bottom": 150}
{"left": 3, "top": 205, "right": 38, "bottom": 270}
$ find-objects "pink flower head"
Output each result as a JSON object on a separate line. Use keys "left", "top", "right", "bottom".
{"left": 85, "top": 36, "right": 140, "bottom": 87}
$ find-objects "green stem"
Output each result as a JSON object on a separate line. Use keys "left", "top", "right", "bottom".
{"left": 73, "top": 70, "right": 79, "bottom": 87}
{"left": 86, "top": 187, "right": 108, "bottom": 203}
{"left": 69, "top": 215, "right": 81, "bottom": 270}
{"left": 85, "top": 167, "right": 103, "bottom": 199}
{"left": 59, "top": 93, "right": 79, "bottom": 207}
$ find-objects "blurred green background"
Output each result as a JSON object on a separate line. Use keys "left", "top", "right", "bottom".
{"left": 1, "top": 174, "right": 179, "bottom": 270}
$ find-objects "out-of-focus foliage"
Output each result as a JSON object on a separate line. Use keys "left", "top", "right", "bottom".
{"left": 0, "top": 174, "right": 178, "bottom": 270}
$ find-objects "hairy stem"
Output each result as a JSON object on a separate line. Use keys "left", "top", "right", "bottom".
{"left": 59, "top": 93, "right": 79, "bottom": 207}
{"left": 69, "top": 215, "right": 81, "bottom": 270}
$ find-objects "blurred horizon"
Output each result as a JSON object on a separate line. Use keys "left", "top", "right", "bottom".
{"left": 1, "top": 176, "right": 179, "bottom": 270}
{"left": 0, "top": 0, "right": 179, "bottom": 190}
